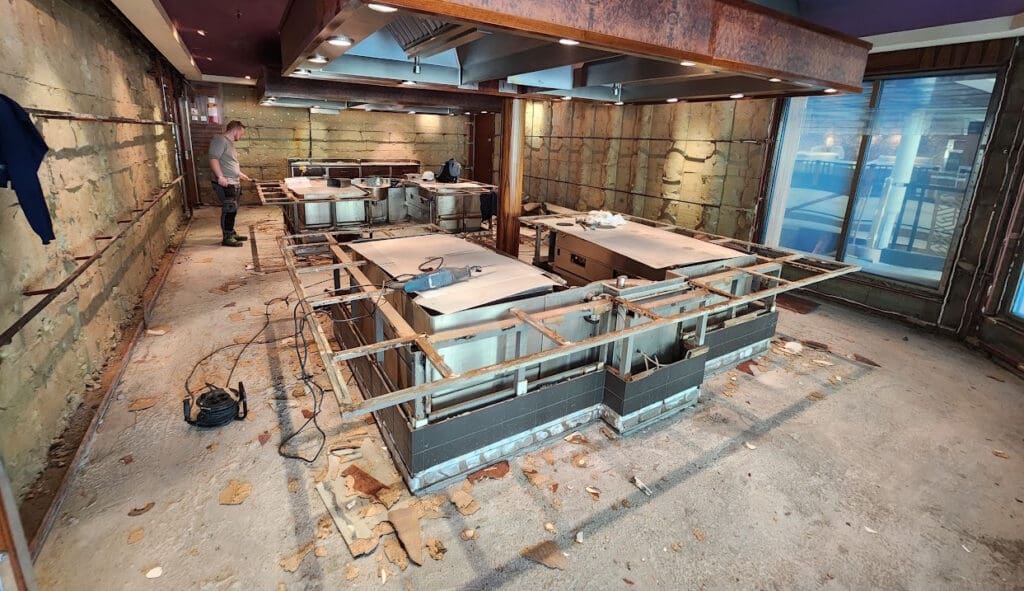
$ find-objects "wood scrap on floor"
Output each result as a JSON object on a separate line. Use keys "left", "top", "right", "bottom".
{"left": 128, "top": 502, "right": 154, "bottom": 516}
{"left": 520, "top": 540, "right": 567, "bottom": 569}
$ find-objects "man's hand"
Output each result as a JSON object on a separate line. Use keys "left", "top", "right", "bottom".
{"left": 239, "top": 172, "right": 251, "bottom": 182}
{"left": 217, "top": 176, "right": 229, "bottom": 187}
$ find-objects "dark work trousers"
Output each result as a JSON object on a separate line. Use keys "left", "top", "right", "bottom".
{"left": 212, "top": 182, "right": 240, "bottom": 239}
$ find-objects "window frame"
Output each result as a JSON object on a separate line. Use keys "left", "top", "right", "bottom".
{"left": 763, "top": 66, "right": 1006, "bottom": 296}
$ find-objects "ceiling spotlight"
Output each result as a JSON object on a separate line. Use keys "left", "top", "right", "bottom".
{"left": 205, "top": 57, "right": 214, "bottom": 61}
{"left": 824, "top": 87, "right": 838, "bottom": 94}
{"left": 558, "top": 38, "right": 580, "bottom": 46}
{"left": 768, "top": 77, "right": 782, "bottom": 83}
{"left": 614, "top": 101, "right": 624, "bottom": 106}
{"left": 401, "top": 80, "right": 417, "bottom": 86}
{"left": 244, "top": 75, "right": 252, "bottom": 80}
{"left": 464, "top": 112, "right": 471, "bottom": 115}
{"left": 666, "top": 97, "right": 679, "bottom": 103}
{"left": 308, "top": 54, "right": 328, "bottom": 64}
{"left": 730, "top": 93, "right": 744, "bottom": 99}
{"left": 409, "top": 111, "right": 416, "bottom": 114}
{"left": 680, "top": 60, "right": 696, "bottom": 67}
{"left": 328, "top": 35, "right": 352, "bottom": 47}
{"left": 367, "top": 3, "right": 398, "bottom": 12}
{"left": 481, "top": 110, "right": 488, "bottom": 114}
{"left": 197, "top": 29, "right": 206, "bottom": 36}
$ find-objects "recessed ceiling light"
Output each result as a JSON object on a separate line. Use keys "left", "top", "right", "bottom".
{"left": 768, "top": 77, "right": 782, "bottom": 83}
{"left": 464, "top": 112, "right": 471, "bottom": 115}
{"left": 481, "top": 111, "right": 488, "bottom": 114}
{"left": 328, "top": 35, "right": 352, "bottom": 47}
{"left": 730, "top": 93, "right": 744, "bottom": 99}
{"left": 308, "top": 54, "right": 328, "bottom": 64}
{"left": 614, "top": 101, "right": 624, "bottom": 106}
{"left": 680, "top": 60, "right": 696, "bottom": 67}
{"left": 409, "top": 111, "right": 416, "bottom": 114}
{"left": 205, "top": 57, "right": 213, "bottom": 61}
{"left": 558, "top": 38, "right": 580, "bottom": 46}
{"left": 367, "top": 3, "right": 398, "bottom": 12}
{"left": 197, "top": 29, "right": 206, "bottom": 36}
{"left": 824, "top": 88, "right": 838, "bottom": 94}
{"left": 244, "top": 75, "right": 251, "bottom": 80}
{"left": 561, "top": 96, "right": 572, "bottom": 101}
{"left": 401, "top": 80, "right": 416, "bottom": 86}
{"left": 666, "top": 98, "right": 678, "bottom": 103}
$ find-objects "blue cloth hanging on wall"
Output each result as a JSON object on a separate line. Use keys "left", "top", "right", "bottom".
{"left": 0, "top": 94, "right": 53, "bottom": 244}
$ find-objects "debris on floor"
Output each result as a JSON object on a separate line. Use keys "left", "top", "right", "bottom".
{"left": 218, "top": 479, "right": 252, "bottom": 505}
{"left": 127, "top": 528, "right": 144, "bottom": 544}
{"left": 466, "top": 460, "right": 510, "bottom": 483}
{"left": 388, "top": 507, "right": 423, "bottom": 565}
{"left": 520, "top": 540, "right": 567, "bottom": 570}
{"left": 631, "top": 476, "right": 653, "bottom": 496}
{"left": 523, "top": 466, "right": 548, "bottom": 487}
{"left": 450, "top": 487, "right": 481, "bottom": 515}
{"left": 127, "top": 397, "right": 157, "bottom": 412}
{"left": 279, "top": 541, "right": 316, "bottom": 572}
{"left": 344, "top": 563, "right": 359, "bottom": 580}
{"left": 128, "top": 502, "right": 154, "bottom": 517}
{"left": 992, "top": 450, "right": 1009, "bottom": 459}
{"left": 425, "top": 538, "right": 447, "bottom": 561}
{"left": 460, "top": 528, "right": 478, "bottom": 541}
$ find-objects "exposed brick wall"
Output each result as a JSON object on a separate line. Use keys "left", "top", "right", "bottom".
{"left": 0, "top": 0, "right": 183, "bottom": 496}
{"left": 521, "top": 99, "right": 776, "bottom": 241}
{"left": 194, "top": 85, "right": 471, "bottom": 205}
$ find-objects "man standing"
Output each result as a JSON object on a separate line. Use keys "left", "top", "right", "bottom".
{"left": 208, "top": 120, "right": 251, "bottom": 247}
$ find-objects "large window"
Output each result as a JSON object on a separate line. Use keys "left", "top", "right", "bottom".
{"left": 765, "top": 73, "right": 997, "bottom": 288}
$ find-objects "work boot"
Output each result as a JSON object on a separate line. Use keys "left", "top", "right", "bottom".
{"left": 222, "top": 235, "right": 244, "bottom": 247}
{"left": 230, "top": 232, "right": 248, "bottom": 241}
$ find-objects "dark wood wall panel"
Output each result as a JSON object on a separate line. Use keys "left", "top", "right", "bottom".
{"left": 866, "top": 39, "right": 1015, "bottom": 77}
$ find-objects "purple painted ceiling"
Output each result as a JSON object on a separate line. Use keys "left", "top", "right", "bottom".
{"left": 796, "top": 0, "right": 1024, "bottom": 37}
{"left": 160, "top": 0, "right": 289, "bottom": 78}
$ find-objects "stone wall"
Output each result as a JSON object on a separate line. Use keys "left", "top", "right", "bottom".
{"left": 195, "top": 86, "right": 470, "bottom": 204}
{"left": 521, "top": 99, "right": 776, "bottom": 240}
{"left": 0, "top": 0, "right": 183, "bottom": 496}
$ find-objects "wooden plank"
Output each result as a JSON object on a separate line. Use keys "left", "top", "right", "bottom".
{"left": 510, "top": 308, "right": 572, "bottom": 345}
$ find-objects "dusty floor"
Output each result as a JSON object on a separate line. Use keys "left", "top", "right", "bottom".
{"left": 34, "top": 206, "right": 1024, "bottom": 590}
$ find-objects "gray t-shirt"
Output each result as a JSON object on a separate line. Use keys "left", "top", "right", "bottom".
{"left": 208, "top": 134, "right": 240, "bottom": 184}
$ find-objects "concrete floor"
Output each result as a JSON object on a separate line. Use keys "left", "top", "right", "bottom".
{"left": 34, "top": 206, "right": 1024, "bottom": 590}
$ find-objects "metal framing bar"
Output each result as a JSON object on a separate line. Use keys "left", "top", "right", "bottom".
{"left": 278, "top": 216, "right": 860, "bottom": 422}
{"left": 1, "top": 177, "right": 183, "bottom": 347}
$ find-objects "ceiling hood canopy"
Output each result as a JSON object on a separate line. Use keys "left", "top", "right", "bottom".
{"left": 276, "top": 0, "right": 870, "bottom": 106}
